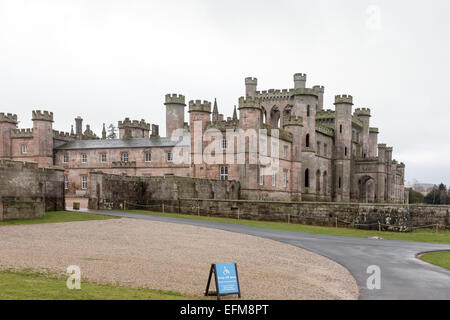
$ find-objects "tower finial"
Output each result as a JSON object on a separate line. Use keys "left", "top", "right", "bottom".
{"left": 102, "top": 123, "right": 107, "bottom": 139}
{"left": 233, "top": 105, "right": 238, "bottom": 121}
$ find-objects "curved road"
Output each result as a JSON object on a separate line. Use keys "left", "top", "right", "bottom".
{"left": 78, "top": 209, "right": 450, "bottom": 300}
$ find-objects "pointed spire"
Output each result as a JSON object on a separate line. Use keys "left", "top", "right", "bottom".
{"left": 212, "top": 98, "right": 219, "bottom": 122}
{"left": 213, "top": 98, "right": 218, "bottom": 114}
{"left": 70, "top": 125, "right": 74, "bottom": 136}
{"left": 233, "top": 105, "right": 238, "bottom": 121}
{"left": 102, "top": 123, "right": 107, "bottom": 139}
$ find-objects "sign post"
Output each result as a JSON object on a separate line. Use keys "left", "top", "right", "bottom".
{"left": 205, "top": 263, "right": 241, "bottom": 300}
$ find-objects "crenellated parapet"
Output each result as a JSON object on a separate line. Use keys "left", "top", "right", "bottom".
{"left": 291, "top": 88, "right": 318, "bottom": 97}
{"left": 354, "top": 108, "right": 371, "bottom": 117}
{"left": 32, "top": 110, "right": 54, "bottom": 122}
{"left": 316, "top": 109, "right": 335, "bottom": 120}
{"left": 188, "top": 100, "right": 212, "bottom": 113}
{"left": 245, "top": 77, "right": 258, "bottom": 85}
{"left": 53, "top": 130, "right": 73, "bottom": 141}
{"left": 283, "top": 114, "right": 303, "bottom": 127}
{"left": 316, "top": 124, "right": 334, "bottom": 137}
{"left": 257, "top": 89, "right": 292, "bottom": 101}
{"left": 0, "top": 113, "right": 18, "bottom": 124}
{"left": 334, "top": 95, "right": 353, "bottom": 105}
{"left": 164, "top": 93, "right": 186, "bottom": 106}
{"left": 293, "top": 73, "right": 307, "bottom": 81}
{"left": 238, "top": 96, "right": 261, "bottom": 110}
{"left": 313, "top": 85, "right": 325, "bottom": 93}
{"left": 118, "top": 118, "right": 151, "bottom": 130}
{"left": 11, "top": 128, "right": 33, "bottom": 138}
{"left": 369, "top": 127, "right": 379, "bottom": 134}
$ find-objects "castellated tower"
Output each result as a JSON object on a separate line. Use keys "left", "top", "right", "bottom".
{"left": 334, "top": 95, "right": 353, "bottom": 202}
{"left": 292, "top": 88, "right": 319, "bottom": 200}
{"left": 245, "top": 77, "right": 258, "bottom": 97}
{"left": 75, "top": 116, "right": 83, "bottom": 140}
{"left": 118, "top": 118, "right": 150, "bottom": 139}
{"left": 283, "top": 114, "right": 303, "bottom": 200}
{"left": 0, "top": 113, "right": 18, "bottom": 158}
{"left": 313, "top": 85, "right": 325, "bottom": 112}
{"left": 354, "top": 108, "right": 371, "bottom": 158}
{"left": 238, "top": 96, "right": 261, "bottom": 192}
{"left": 369, "top": 127, "right": 379, "bottom": 157}
{"left": 165, "top": 94, "right": 186, "bottom": 137}
{"left": 293, "top": 73, "right": 307, "bottom": 89}
{"left": 188, "top": 100, "right": 211, "bottom": 178}
{"left": 32, "top": 110, "right": 54, "bottom": 167}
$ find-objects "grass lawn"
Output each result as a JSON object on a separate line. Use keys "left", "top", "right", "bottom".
{"left": 120, "top": 209, "right": 450, "bottom": 245}
{"left": 420, "top": 251, "right": 450, "bottom": 270}
{"left": 0, "top": 211, "right": 114, "bottom": 226}
{"left": 0, "top": 270, "right": 196, "bottom": 300}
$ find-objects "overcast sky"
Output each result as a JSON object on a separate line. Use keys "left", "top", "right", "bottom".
{"left": 0, "top": 0, "right": 449, "bottom": 185}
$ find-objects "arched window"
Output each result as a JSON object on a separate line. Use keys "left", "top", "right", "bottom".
{"left": 307, "top": 105, "right": 310, "bottom": 117}
{"left": 316, "top": 170, "right": 321, "bottom": 193}
{"left": 305, "top": 134, "right": 310, "bottom": 147}
{"left": 323, "top": 171, "right": 328, "bottom": 195}
{"left": 305, "top": 169, "right": 310, "bottom": 188}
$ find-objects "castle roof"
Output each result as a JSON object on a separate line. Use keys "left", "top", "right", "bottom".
{"left": 55, "top": 137, "right": 188, "bottom": 150}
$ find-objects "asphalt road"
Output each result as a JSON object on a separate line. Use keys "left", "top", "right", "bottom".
{"left": 77, "top": 209, "right": 450, "bottom": 300}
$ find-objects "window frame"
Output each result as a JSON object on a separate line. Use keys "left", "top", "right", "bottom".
{"left": 145, "top": 152, "right": 152, "bottom": 162}
{"left": 220, "top": 166, "right": 229, "bottom": 181}
{"left": 81, "top": 154, "right": 87, "bottom": 164}
{"left": 81, "top": 175, "right": 87, "bottom": 190}
{"left": 121, "top": 153, "right": 129, "bottom": 163}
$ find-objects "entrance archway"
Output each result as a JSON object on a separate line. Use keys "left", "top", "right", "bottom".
{"left": 359, "top": 175, "right": 376, "bottom": 203}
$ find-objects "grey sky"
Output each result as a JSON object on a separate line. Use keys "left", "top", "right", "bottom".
{"left": 0, "top": 0, "right": 449, "bottom": 185}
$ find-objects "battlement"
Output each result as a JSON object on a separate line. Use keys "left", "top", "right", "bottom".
{"left": 354, "top": 108, "right": 371, "bottom": 116}
{"left": 398, "top": 162, "right": 405, "bottom": 168}
{"left": 293, "top": 73, "right": 307, "bottom": 81}
{"left": 283, "top": 115, "right": 303, "bottom": 127}
{"left": 118, "top": 118, "right": 151, "bottom": 130}
{"left": 369, "top": 127, "right": 379, "bottom": 134}
{"left": 164, "top": 93, "right": 186, "bottom": 105}
{"left": 291, "top": 88, "right": 318, "bottom": 97}
{"left": 245, "top": 77, "right": 258, "bottom": 85}
{"left": 334, "top": 95, "right": 353, "bottom": 105}
{"left": 0, "top": 113, "right": 18, "bottom": 124}
{"left": 385, "top": 147, "right": 393, "bottom": 152}
{"left": 257, "top": 89, "right": 292, "bottom": 101}
{"left": 316, "top": 109, "right": 335, "bottom": 120}
{"left": 11, "top": 128, "right": 33, "bottom": 138}
{"left": 316, "top": 124, "right": 335, "bottom": 137}
{"left": 238, "top": 96, "right": 261, "bottom": 110}
{"left": 53, "top": 130, "right": 72, "bottom": 141}
{"left": 313, "top": 85, "right": 325, "bottom": 93}
{"left": 188, "top": 100, "right": 212, "bottom": 113}
{"left": 32, "top": 110, "right": 54, "bottom": 122}
{"left": 378, "top": 143, "right": 387, "bottom": 148}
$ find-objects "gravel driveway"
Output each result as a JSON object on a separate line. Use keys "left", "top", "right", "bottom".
{"left": 0, "top": 218, "right": 358, "bottom": 300}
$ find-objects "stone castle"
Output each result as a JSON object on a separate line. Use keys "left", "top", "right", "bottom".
{"left": 0, "top": 73, "right": 407, "bottom": 203}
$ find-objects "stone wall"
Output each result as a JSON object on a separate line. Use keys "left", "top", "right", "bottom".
{"left": 87, "top": 170, "right": 448, "bottom": 232}
{"left": 87, "top": 171, "right": 240, "bottom": 210}
{"left": 0, "top": 160, "right": 65, "bottom": 221}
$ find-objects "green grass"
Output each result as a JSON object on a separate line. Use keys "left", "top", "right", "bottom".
{"left": 0, "top": 270, "right": 197, "bottom": 300}
{"left": 420, "top": 251, "right": 450, "bottom": 270}
{"left": 121, "top": 209, "right": 450, "bottom": 245}
{"left": 0, "top": 211, "right": 114, "bottom": 226}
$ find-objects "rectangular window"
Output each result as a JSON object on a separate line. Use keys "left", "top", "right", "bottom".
{"left": 145, "top": 152, "right": 152, "bottom": 162}
{"left": 272, "top": 171, "right": 276, "bottom": 187}
{"left": 259, "top": 167, "right": 264, "bottom": 186}
{"left": 282, "top": 171, "right": 288, "bottom": 188}
{"left": 121, "top": 153, "right": 129, "bottom": 162}
{"left": 167, "top": 152, "right": 173, "bottom": 162}
{"left": 81, "top": 176, "right": 87, "bottom": 190}
{"left": 220, "top": 166, "right": 228, "bottom": 181}
{"left": 63, "top": 154, "right": 69, "bottom": 163}
{"left": 221, "top": 139, "right": 228, "bottom": 150}
{"left": 81, "top": 154, "right": 87, "bottom": 163}
{"left": 21, "top": 145, "right": 28, "bottom": 154}
{"left": 64, "top": 176, "right": 68, "bottom": 190}
{"left": 101, "top": 154, "right": 107, "bottom": 163}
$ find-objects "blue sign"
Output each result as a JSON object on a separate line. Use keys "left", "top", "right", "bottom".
{"left": 215, "top": 263, "right": 239, "bottom": 294}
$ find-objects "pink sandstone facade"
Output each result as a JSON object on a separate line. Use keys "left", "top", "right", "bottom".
{"left": 0, "top": 73, "right": 407, "bottom": 203}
